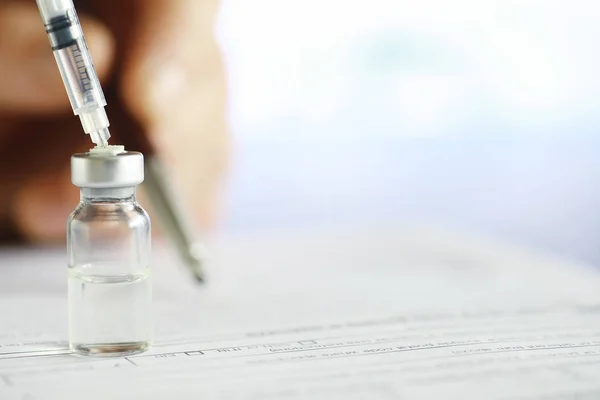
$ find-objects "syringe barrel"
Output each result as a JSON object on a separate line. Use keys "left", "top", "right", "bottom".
{"left": 37, "top": 0, "right": 107, "bottom": 113}
{"left": 36, "top": 0, "right": 110, "bottom": 146}
{"left": 52, "top": 35, "right": 107, "bottom": 112}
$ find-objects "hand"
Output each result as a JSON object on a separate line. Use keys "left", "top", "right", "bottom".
{"left": 0, "top": 0, "right": 228, "bottom": 243}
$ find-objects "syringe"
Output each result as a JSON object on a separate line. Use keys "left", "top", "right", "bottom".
{"left": 36, "top": 0, "right": 110, "bottom": 147}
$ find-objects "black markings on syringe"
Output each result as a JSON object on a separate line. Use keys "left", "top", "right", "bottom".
{"left": 70, "top": 45, "right": 94, "bottom": 94}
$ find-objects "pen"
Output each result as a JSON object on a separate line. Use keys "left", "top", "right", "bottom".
{"left": 105, "top": 90, "right": 206, "bottom": 282}
{"left": 35, "top": 0, "right": 205, "bottom": 282}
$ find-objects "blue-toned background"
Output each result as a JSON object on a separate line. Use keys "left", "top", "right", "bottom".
{"left": 216, "top": 0, "right": 600, "bottom": 265}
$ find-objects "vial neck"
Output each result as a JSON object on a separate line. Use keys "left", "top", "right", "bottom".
{"left": 80, "top": 187, "right": 137, "bottom": 203}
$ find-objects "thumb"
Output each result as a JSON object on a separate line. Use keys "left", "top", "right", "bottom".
{"left": 11, "top": 165, "right": 78, "bottom": 244}
{"left": 0, "top": 2, "right": 115, "bottom": 115}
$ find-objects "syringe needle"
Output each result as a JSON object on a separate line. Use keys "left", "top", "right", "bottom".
{"left": 90, "top": 128, "right": 111, "bottom": 148}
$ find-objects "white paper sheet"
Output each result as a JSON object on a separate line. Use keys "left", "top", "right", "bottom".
{"left": 1, "top": 225, "right": 600, "bottom": 399}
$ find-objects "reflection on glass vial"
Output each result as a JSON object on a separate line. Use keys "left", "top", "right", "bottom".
{"left": 68, "top": 149, "right": 151, "bottom": 356}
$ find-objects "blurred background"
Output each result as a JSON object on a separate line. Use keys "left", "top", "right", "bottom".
{"left": 215, "top": 0, "right": 600, "bottom": 266}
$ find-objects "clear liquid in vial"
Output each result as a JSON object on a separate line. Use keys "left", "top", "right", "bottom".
{"left": 68, "top": 267, "right": 152, "bottom": 356}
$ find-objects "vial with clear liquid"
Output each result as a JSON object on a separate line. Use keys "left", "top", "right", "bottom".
{"left": 67, "top": 146, "right": 152, "bottom": 356}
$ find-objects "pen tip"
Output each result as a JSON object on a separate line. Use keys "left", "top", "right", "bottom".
{"left": 193, "top": 272, "right": 205, "bottom": 284}
{"left": 187, "top": 243, "right": 206, "bottom": 284}
{"left": 188, "top": 257, "right": 205, "bottom": 284}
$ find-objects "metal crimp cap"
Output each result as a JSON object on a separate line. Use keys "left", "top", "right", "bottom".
{"left": 71, "top": 145, "right": 144, "bottom": 188}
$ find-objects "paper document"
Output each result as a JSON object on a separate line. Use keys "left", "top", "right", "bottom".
{"left": 1, "top": 226, "right": 600, "bottom": 399}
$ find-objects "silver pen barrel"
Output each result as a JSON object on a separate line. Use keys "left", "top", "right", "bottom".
{"left": 143, "top": 157, "right": 205, "bottom": 282}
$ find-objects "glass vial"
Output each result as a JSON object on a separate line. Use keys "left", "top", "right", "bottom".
{"left": 67, "top": 146, "right": 151, "bottom": 356}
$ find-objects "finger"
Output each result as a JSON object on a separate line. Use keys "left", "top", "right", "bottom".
{"left": 117, "top": 0, "right": 228, "bottom": 229}
{"left": 2, "top": 114, "right": 89, "bottom": 243}
{"left": 0, "top": 2, "right": 115, "bottom": 115}
{"left": 11, "top": 165, "right": 78, "bottom": 243}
